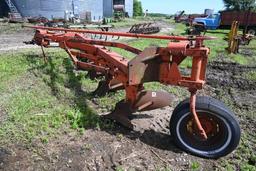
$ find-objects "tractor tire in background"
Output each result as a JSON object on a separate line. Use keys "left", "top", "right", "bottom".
{"left": 170, "top": 96, "right": 241, "bottom": 158}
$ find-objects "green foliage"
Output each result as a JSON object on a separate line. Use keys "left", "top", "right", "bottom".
{"left": 245, "top": 71, "right": 256, "bottom": 81}
{"left": 230, "top": 54, "right": 249, "bottom": 64}
{"left": 190, "top": 161, "right": 200, "bottom": 170}
{"left": 225, "top": 163, "right": 235, "bottom": 171}
{"left": 223, "top": 0, "right": 256, "bottom": 10}
{"left": 147, "top": 13, "right": 169, "bottom": 17}
{"left": 240, "top": 164, "right": 256, "bottom": 171}
{"left": 0, "top": 52, "right": 30, "bottom": 90}
{"left": 0, "top": 49, "right": 101, "bottom": 145}
{"left": 112, "top": 17, "right": 145, "bottom": 28}
{"left": 115, "top": 166, "right": 125, "bottom": 171}
{"left": 133, "top": 0, "right": 143, "bottom": 17}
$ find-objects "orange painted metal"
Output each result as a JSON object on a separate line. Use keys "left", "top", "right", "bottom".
{"left": 24, "top": 25, "right": 215, "bottom": 41}
{"left": 26, "top": 26, "right": 213, "bottom": 136}
{"left": 190, "top": 91, "right": 208, "bottom": 140}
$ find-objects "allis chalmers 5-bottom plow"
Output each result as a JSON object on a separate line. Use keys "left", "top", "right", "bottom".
{"left": 24, "top": 26, "right": 241, "bottom": 158}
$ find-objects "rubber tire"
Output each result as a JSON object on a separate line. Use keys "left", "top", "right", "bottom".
{"left": 170, "top": 96, "right": 241, "bottom": 158}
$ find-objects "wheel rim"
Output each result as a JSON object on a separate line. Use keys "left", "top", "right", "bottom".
{"left": 176, "top": 110, "right": 232, "bottom": 155}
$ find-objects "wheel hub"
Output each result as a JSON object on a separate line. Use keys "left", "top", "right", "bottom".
{"left": 186, "top": 115, "right": 220, "bottom": 138}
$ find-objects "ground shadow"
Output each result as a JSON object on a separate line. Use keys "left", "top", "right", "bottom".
{"left": 102, "top": 121, "right": 183, "bottom": 153}
{"left": 26, "top": 51, "right": 98, "bottom": 128}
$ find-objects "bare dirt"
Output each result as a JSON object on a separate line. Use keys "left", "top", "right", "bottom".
{"left": 0, "top": 30, "right": 35, "bottom": 52}
{"left": 0, "top": 118, "right": 217, "bottom": 171}
{"left": 0, "top": 20, "right": 173, "bottom": 52}
{"left": 0, "top": 107, "right": 7, "bottom": 124}
{"left": 207, "top": 60, "right": 256, "bottom": 110}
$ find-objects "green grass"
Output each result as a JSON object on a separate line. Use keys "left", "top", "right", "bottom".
{"left": 169, "top": 21, "right": 187, "bottom": 35}
{"left": 205, "top": 29, "right": 256, "bottom": 64}
{"left": 0, "top": 49, "right": 102, "bottom": 145}
{"left": 190, "top": 161, "right": 200, "bottom": 170}
{"left": 215, "top": 87, "right": 256, "bottom": 171}
{"left": 245, "top": 71, "right": 256, "bottom": 81}
{"left": 0, "top": 44, "right": 188, "bottom": 146}
{"left": 0, "top": 23, "right": 25, "bottom": 34}
{"left": 111, "top": 17, "right": 143, "bottom": 28}
{"left": 115, "top": 166, "right": 125, "bottom": 171}
{"left": 165, "top": 20, "right": 256, "bottom": 65}
{"left": 111, "top": 16, "right": 168, "bottom": 28}
{"left": 0, "top": 52, "right": 30, "bottom": 91}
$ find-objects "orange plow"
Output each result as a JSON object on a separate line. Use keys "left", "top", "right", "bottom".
{"left": 23, "top": 25, "right": 241, "bottom": 158}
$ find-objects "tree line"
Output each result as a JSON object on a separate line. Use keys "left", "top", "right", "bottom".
{"left": 133, "top": 0, "right": 256, "bottom": 17}
{"left": 223, "top": 0, "right": 256, "bottom": 10}
{"left": 133, "top": 0, "right": 143, "bottom": 17}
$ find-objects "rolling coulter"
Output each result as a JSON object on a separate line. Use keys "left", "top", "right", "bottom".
{"left": 24, "top": 26, "right": 241, "bottom": 158}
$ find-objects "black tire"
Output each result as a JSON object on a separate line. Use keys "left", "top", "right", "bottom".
{"left": 170, "top": 96, "right": 241, "bottom": 158}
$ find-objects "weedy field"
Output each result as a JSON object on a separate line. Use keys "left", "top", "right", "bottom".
{"left": 0, "top": 18, "right": 255, "bottom": 171}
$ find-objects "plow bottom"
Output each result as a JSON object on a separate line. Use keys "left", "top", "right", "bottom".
{"left": 105, "top": 90, "right": 174, "bottom": 129}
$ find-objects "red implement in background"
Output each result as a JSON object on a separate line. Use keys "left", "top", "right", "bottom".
{"left": 24, "top": 25, "right": 240, "bottom": 159}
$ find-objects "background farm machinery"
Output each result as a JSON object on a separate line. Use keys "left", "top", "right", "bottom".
{"left": 226, "top": 21, "right": 255, "bottom": 53}
{"left": 188, "top": 10, "right": 256, "bottom": 53}
{"left": 24, "top": 26, "right": 241, "bottom": 158}
{"left": 174, "top": 9, "right": 212, "bottom": 25}
{"left": 128, "top": 22, "right": 160, "bottom": 34}
{"left": 25, "top": 16, "right": 160, "bottom": 35}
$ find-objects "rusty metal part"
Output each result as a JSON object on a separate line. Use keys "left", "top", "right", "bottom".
{"left": 93, "top": 79, "right": 124, "bottom": 97}
{"left": 188, "top": 23, "right": 206, "bottom": 36}
{"left": 104, "top": 100, "right": 134, "bottom": 129}
{"left": 239, "top": 33, "right": 254, "bottom": 45}
{"left": 105, "top": 90, "right": 174, "bottom": 128}
{"left": 66, "top": 24, "right": 113, "bottom": 32}
{"left": 227, "top": 21, "right": 254, "bottom": 54}
{"left": 174, "top": 11, "right": 185, "bottom": 23}
{"left": 40, "top": 46, "right": 48, "bottom": 63}
{"left": 134, "top": 90, "right": 174, "bottom": 111}
{"left": 128, "top": 47, "right": 160, "bottom": 85}
{"left": 220, "top": 10, "right": 256, "bottom": 29}
{"left": 227, "top": 21, "right": 240, "bottom": 54}
{"left": 129, "top": 23, "right": 160, "bottom": 34}
{"left": 24, "top": 26, "right": 213, "bottom": 140}
{"left": 28, "top": 16, "right": 49, "bottom": 24}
